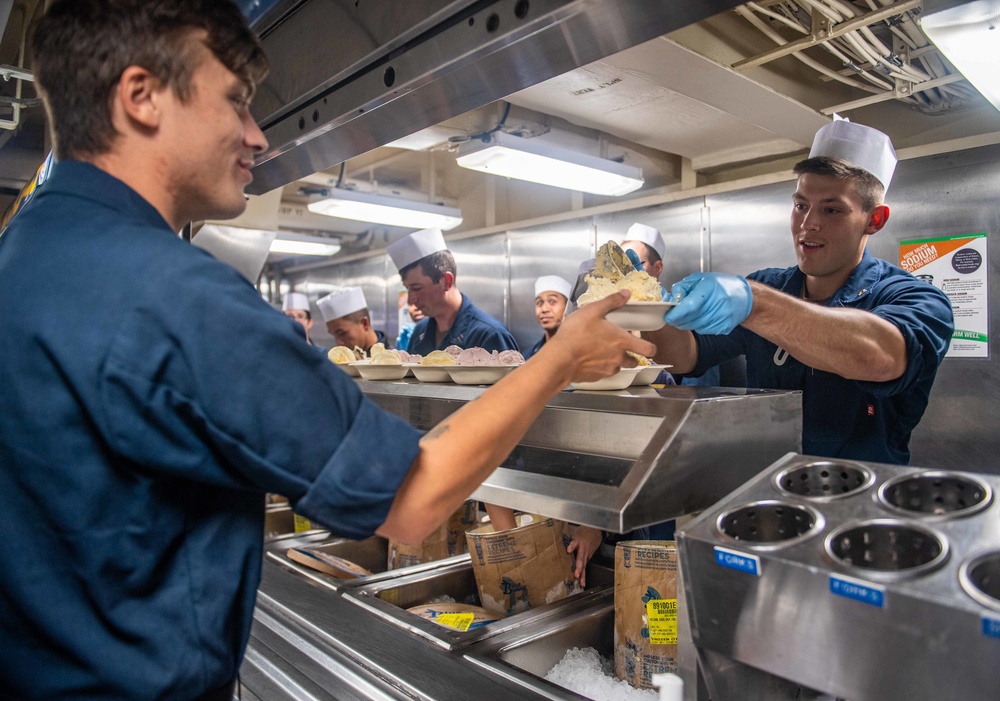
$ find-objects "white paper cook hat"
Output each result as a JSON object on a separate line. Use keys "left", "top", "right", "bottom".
{"left": 534, "top": 275, "right": 573, "bottom": 300}
{"left": 809, "top": 118, "right": 897, "bottom": 191}
{"left": 316, "top": 287, "right": 368, "bottom": 322}
{"left": 623, "top": 223, "right": 665, "bottom": 260}
{"left": 281, "top": 292, "right": 310, "bottom": 312}
{"left": 386, "top": 227, "right": 448, "bottom": 271}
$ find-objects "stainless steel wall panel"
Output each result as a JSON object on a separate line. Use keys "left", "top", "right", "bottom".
{"left": 703, "top": 181, "right": 797, "bottom": 276}
{"left": 506, "top": 221, "right": 594, "bottom": 350}
{"left": 448, "top": 234, "right": 510, "bottom": 341}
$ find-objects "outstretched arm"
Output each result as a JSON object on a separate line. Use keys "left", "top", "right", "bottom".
{"left": 378, "top": 291, "right": 657, "bottom": 543}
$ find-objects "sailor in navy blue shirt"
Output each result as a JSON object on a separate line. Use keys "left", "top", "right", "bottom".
{"left": 387, "top": 228, "right": 517, "bottom": 356}
{"left": 1, "top": 3, "right": 657, "bottom": 699}
{"left": 523, "top": 275, "right": 573, "bottom": 360}
{"left": 647, "top": 121, "right": 953, "bottom": 465}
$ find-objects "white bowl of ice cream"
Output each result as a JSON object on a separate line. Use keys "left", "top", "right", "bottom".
{"left": 408, "top": 364, "right": 451, "bottom": 382}
{"left": 445, "top": 365, "right": 518, "bottom": 385}
{"left": 353, "top": 361, "right": 407, "bottom": 380}
{"left": 604, "top": 301, "right": 676, "bottom": 331}
{"left": 570, "top": 366, "right": 642, "bottom": 391}
{"left": 631, "top": 364, "right": 673, "bottom": 386}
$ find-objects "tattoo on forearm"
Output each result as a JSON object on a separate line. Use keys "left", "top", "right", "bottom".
{"left": 422, "top": 422, "right": 451, "bottom": 442}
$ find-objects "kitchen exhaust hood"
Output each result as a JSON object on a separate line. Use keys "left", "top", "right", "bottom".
{"left": 246, "top": 0, "right": 745, "bottom": 195}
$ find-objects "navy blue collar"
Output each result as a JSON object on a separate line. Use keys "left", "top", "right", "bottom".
{"left": 39, "top": 161, "right": 174, "bottom": 233}
{"left": 789, "top": 250, "right": 880, "bottom": 306}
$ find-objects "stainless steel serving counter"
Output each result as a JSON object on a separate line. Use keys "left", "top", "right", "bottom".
{"left": 242, "top": 382, "right": 803, "bottom": 700}
{"left": 357, "top": 380, "right": 802, "bottom": 533}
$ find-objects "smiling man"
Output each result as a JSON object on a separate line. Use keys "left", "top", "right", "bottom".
{"left": 646, "top": 120, "right": 954, "bottom": 465}
{"left": 0, "top": 1, "right": 654, "bottom": 699}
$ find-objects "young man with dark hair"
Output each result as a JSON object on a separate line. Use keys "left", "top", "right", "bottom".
{"left": 282, "top": 291, "right": 315, "bottom": 344}
{"left": 0, "top": 2, "right": 654, "bottom": 698}
{"left": 647, "top": 121, "right": 954, "bottom": 465}
{"left": 388, "top": 227, "right": 518, "bottom": 355}
{"left": 317, "top": 286, "right": 386, "bottom": 354}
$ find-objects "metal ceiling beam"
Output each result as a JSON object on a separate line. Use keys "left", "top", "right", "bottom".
{"left": 821, "top": 73, "right": 966, "bottom": 114}
{"left": 731, "top": 0, "right": 922, "bottom": 71}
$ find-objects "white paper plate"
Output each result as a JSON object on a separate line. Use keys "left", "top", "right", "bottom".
{"left": 630, "top": 364, "right": 673, "bottom": 386}
{"left": 445, "top": 365, "right": 518, "bottom": 385}
{"left": 353, "top": 362, "right": 407, "bottom": 380}
{"left": 334, "top": 358, "right": 367, "bottom": 377}
{"left": 605, "top": 301, "right": 676, "bottom": 331}
{"left": 570, "top": 366, "right": 643, "bottom": 391}
{"left": 407, "top": 363, "right": 453, "bottom": 382}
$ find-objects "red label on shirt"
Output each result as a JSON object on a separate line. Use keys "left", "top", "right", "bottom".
{"left": 867, "top": 404, "right": 875, "bottom": 417}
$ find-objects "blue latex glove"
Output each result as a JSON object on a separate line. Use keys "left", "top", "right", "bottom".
{"left": 625, "top": 248, "right": 643, "bottom": 272}
{"left": 664, "top": 273, "right": 753, "bottom": 335}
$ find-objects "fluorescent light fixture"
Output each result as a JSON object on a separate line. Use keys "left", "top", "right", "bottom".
{"left": 270, "top": 233, "right": 341, "bottom": 257}
{"left": 921, "top": 0, "right": 1000, "bottom": 112}
{"left": 306, "top": 188, "right": 463, "bottom": 230}
{"left": 455, "top": 132, "right": 644, "bottom": 196}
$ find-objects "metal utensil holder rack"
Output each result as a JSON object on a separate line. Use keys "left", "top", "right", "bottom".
{"left": 677, "top": 452, "right": 1000, "bottom": 701}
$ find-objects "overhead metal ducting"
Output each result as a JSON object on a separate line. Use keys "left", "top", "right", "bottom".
{"left": 246, "top": 0, "right": 745, "bottom": 195}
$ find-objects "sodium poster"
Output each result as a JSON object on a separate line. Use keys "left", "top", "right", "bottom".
{"left": 899, "top": 232, "right": 988, "bottom": 358}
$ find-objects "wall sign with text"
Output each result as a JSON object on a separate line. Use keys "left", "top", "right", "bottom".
{"left": 900, "top": 232, "right": 989, "bottom": 358}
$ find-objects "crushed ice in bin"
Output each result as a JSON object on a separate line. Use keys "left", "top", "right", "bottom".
{"left": 424, "top": 595, "right": 457, "bottom": 604}
{"left": 544, "top": 647, "right": 657, "bottom": 700}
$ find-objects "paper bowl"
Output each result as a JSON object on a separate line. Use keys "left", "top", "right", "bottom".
{"left": 605, "top": 301, "right": 675, "bottom": 331}
{"left": 570, "top": 366, "right": 642, "bottom": 391}
{"left": 353, "top": 362, "right": 408, "bottom": 380}
{"left": 630, "top": 364, "right": 673, "bottom": 386}
{"left": 408, "top": 364, "right": 453, "bottom": 382}
{"left": 334, "top": 359, "right": 366, "bottom": 377}
{"left": 445, "top": 365, "right": 518, "bottom": 385}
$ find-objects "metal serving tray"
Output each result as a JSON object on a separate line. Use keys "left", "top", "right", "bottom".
{"left": 464, "top": 592, "right": 616, "bottom": 701}
{"left": 265, "top": 531, "right": 471, "bottom": 593}
{"left": 679, "top": 452, "right": 1000, "bottom": 701}
{"left": 345, "top": 557, "right": 614, "bottom": 650}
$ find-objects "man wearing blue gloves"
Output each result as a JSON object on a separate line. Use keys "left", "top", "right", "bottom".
{"left": 646, "top": 120, "right": 953, "bottom": 465}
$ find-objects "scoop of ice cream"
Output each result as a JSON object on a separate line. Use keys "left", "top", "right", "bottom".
{"left": 371, "top": 347, "right": 403, "bottom": 365}
{"left": 457, "top": 347, "right": 498, "bottom": 366}
{"left": 327, "top": 346, "right": 356, "bottom": 364}
{"left": 421, "top": 351, "right": 457, "bottom": 366}
{"left": 399, "top": 351, "right": 420, "bottom": 363}
{"left": 443, "top": 345, "right": 464, "bottom": 357}
{"left": 577, "top": 269, "right": 662, "bottom": 305}
{"left": 497, "top": 350, "right": 525, "bottom": 366}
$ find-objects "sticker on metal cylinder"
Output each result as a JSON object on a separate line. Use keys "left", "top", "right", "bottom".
{"left": 713, "top": 546, "right": 761, "bottom": 576}
{"left": 829, "top": 575, "right": 885, "bottom": 608}
{"left": 982, "top": 617, "right": 1000, "bottom": 640}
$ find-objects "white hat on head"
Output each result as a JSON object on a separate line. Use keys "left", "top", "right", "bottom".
{"left": 317, "top": 287, "right": 368, "bottom": 323}
{"left": 809, "top": 118, "right": 897, "bottom": 191}
{"left": 623, "top": 223, "right": 665, "bottom": 260}
{"left": 534, "top": 275, "right": 573, "bottom": 300}
{"left": 282, "top": 292, "right": 310, "bottom": 312}
{"left": 386, "top": 228, "right": 448, "bottom": 271}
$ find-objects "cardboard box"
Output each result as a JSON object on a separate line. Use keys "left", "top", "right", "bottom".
{"left": 614, "top": 540, "right": 679, "bottom": 689}
{"left": 388, "top": 500, "right": 478, "bottom": 570}
{"left": 465, "top": 514, "right": 581, "bottom": 616}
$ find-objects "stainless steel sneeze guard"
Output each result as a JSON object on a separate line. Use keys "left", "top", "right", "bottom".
{"left": 356, "top": 380, "right": 802, "bottom": 533}
{"left": 678, "top": 452, "right": 1000, "bottom": 701}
